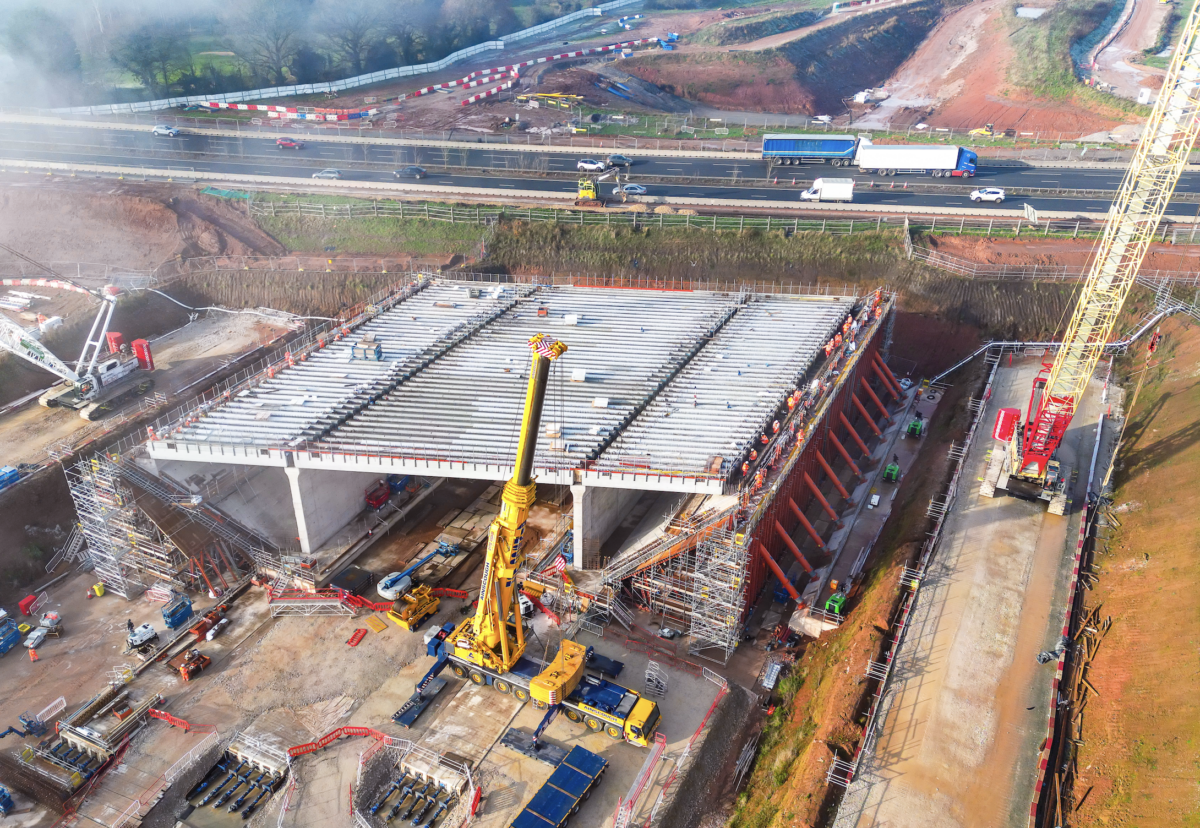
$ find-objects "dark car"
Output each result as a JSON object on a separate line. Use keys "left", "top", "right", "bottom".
{"left": 607, "top": 154, "right": 633, "bottom": 167}
{"left": 394, "top": 166, "right": 427, "bottom": 179}
{"left": 276, "top": 137, "right": 305, "bottom": 149}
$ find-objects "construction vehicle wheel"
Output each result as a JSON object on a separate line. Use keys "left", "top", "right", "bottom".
{"left": 605, "top": 725, "right": 623, "bottom": 740}
{"left": 585, "top": 717, "right": 603, "bottom": 732}
{"left": 513, "top": 687, "right": 530, "bottom": 702}
{"left": 451, "top": 664, "right": 468, "bottom": 679}
{"left": 565, "top": 709, "right": 582, "bottom": 723}
{"left": 533, "top": 699, "right": 548, "bottom": 710}
{"left": 493, "top": 679, "right": 511, "bottom": 695}
{"left": 469, "top": 670, "right": 486, "bottom": 686}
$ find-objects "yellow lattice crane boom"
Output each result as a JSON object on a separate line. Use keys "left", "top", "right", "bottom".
{"left": 986, "top": 1, "right": 1200, "bottom": 511}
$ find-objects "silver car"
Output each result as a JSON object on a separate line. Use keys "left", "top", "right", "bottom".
{"left": 612, "top": 183, "right": 647, "bottom": 195}
{"left": 151, "top": 125, "right": 180, "bottom": 137}
{"left": 312, "top": 169, "right": 343, "bottom": 179}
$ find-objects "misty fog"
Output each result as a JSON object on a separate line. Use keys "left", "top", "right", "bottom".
{"left": 0, "top": 0, "right": 604, "bottom": 107}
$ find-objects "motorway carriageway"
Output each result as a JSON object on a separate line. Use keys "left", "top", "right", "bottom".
{"left": 3, "top": 121, "right": 1200, "bottom": 217}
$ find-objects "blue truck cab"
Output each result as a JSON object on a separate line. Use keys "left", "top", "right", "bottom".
{"left": 0, "top": 467, "right": 19, "bottom": 494}
{"left": 955, "top": 148, "right": 979, "bottom": 176}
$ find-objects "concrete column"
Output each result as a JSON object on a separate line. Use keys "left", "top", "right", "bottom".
{"left": 285, "top": 466, "right": 379, "bottom": 556}
{"left": 570, "top": 484, "right": 643, "bottom": 569}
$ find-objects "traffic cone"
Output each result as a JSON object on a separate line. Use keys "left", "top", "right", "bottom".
{"left": 889, "top": 181, "right": 894, "bottom": 188}
{"left": 903, "top": 182, "right": 908, "bottom": 188}
{"left": 29, "top": 648, "right": 38, "bottom": 662}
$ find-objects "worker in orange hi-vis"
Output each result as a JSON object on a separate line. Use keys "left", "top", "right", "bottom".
{"left": 29, "top": 648, "right": 38, "bottom": 662}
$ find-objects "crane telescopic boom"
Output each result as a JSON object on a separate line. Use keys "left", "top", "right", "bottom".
{"left": 986, "top": 1, "right": 1200, "bottom": 509}
{"left": 450, "top": 333, "right": 587, "bottom": 705}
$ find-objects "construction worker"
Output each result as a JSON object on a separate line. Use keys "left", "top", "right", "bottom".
{"left": 126, "top": 618, "right": 134, "bottom": 634}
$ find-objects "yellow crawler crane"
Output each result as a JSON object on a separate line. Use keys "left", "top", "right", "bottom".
{"left": 449, "top": 333, "right": 587, "bottom": 705}
{"left": 983, "top": 0, "right": 1200, "bottom": 511}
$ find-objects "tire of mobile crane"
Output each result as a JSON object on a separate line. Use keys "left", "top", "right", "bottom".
{"left": 513, "top": 687, "right": 530, "bottom": 702}
{"left": 564, "top": 709, "right": 582, "bottom": 723}
{"left": 585, "top": 716, "right": 603, "bottom": 733}
{"left": 468, "top": 670, "right": 486, "bottom": 686}
{"left": 532, "top": 699, "right": 547, "bottom": 710}
{"left": 493, "top": 679, "right": 511, "bottom": 695}
{"left": 605, "top": 725, "right": 623, "bottom": 740}
{"left": 451, "top": 664, "right": 468, "bottom": 679}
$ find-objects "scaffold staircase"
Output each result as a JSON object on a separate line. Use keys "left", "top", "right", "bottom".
{"left": 601, "top": 505, "right": 737, "bottom": 587}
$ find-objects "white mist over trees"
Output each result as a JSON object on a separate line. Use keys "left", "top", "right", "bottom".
{"left": 0, "top": 0, "right": 602, "bottom": 106}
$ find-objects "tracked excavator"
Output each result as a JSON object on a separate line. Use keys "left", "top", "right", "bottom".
{"left": 982, "top": 0, "right": 1200, "bottom": 511}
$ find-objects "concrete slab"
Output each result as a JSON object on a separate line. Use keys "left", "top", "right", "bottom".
{"left": 416, "top": 682, "right": 523, "bottom": 769}
{"left": 834, "top": 357, "right": 1105, "bottom": 828}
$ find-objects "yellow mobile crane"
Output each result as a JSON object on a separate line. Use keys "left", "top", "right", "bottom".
{"left": 983, "top": 0, "right": 1200, "bottom": 511}
{"left": 419, "top": 334, "right": 660, "bottom": 746}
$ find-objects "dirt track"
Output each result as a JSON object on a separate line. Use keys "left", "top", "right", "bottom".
{"left": 1091, "top": 0, "right": 1170, "bottom": 99}
{"left": 855, "top": 0, "right": 1125, "bottom": 133}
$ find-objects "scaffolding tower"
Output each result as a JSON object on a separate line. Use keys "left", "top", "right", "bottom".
{"left": 627, "top": 527, "right": 748, "bottom": 665}
{"left": 66, "top": 456, "right": 187, "bottom": 599}
{"left": 686, "top": 529, "right": 748, "bottom": 665}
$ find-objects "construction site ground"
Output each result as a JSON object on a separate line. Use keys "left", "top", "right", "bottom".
{"left": 834, "top": 355, "right": 1107, "bottom": 828}
{"left": 0, "top": 466, "right": 732, "bottom": 828}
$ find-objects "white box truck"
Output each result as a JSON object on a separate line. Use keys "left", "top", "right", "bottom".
{"left": 800, "top": 178, "right": 854, "bottom": 202}
{"left": 854, "top": 140, "right": 978, "bottom": 177}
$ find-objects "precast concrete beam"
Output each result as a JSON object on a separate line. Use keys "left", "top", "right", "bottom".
{"left": 788, "top": 498, "right": 825, "bottom": 549}
{"left": 774, "top": 520, "right": 813, "bottom": 573}
{"left": 755, "top": 539, "right": 800, "bottom": 602}
{"left": 852, "top": 394, "right": 884, "bottom": 438}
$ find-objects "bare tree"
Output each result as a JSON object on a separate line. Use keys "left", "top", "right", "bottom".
{"left": 226, "top": 0, "right": 306, "bottom": 86}
{"left": 317, "top": 0, "right": 380, "bottom": 77}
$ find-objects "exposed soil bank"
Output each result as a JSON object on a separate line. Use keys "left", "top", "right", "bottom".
{"left": 624, "top": 0, "right": 954, "bottom": 115}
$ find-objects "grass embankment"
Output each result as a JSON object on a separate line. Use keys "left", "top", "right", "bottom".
{"left": 1008, "top": 0, "right": 1151, "bottom": 117}
{"left": 732, "top": 362, "right": 983, "bottom": 828}
{"left": 252, "top": 195, "right": 484, "bottom": 257}
{"left": 1072, "top": 316, "right": 1200, "bottom": 828}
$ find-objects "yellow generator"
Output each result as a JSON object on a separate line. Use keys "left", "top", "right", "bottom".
{"left": 388, "top": 585, "right": 439, "bottom": 631}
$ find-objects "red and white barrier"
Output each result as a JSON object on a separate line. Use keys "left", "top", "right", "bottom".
{"left": 203, "top": 101, "right": 379, "bottom": 121}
